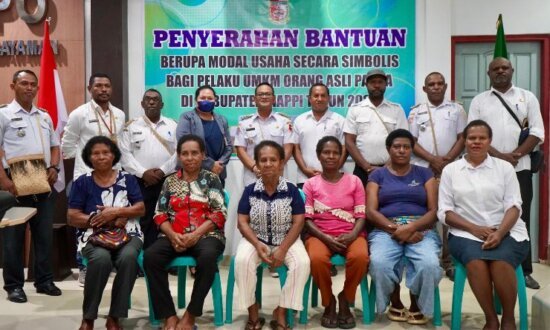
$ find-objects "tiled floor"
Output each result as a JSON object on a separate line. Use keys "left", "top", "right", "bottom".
{"left": 0, "top": 263, "right": 548, "bottom": 329}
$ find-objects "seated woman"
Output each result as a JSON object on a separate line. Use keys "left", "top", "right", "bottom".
{"left": 303, "top": 136, "right": 368, "bottom": 329}
{"left": 438, "top": 120, "right": 529, "bottom": 330}
{"left": 235, "top": 140, "right": 310, "bottom": 330}
{"left": 143, "top": 134, "right": 226, "bottom": 330}
{"left": 68, "top": 136, "right": 145, "bottom": 330}
{"left": 365, "top": 129, "right": 442, "bottom": 325}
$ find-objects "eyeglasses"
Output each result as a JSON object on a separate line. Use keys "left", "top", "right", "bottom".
{"left": 256, "top": 92, "right": 273, "bottom": 98}
{"left": 143, "top": 96, "right": 161, "bottom": 102}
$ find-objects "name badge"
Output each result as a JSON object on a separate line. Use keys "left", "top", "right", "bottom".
{"left": 11, "top": 117, "right": 23, "bottom": 121}
{"left": 88, "top": 119, "right": 99, "bottom": 123}
{"left": 132, "top": 131, "right": 142, "bottom": 135}
{"left": 246, "top": 127, "right": 255, "bottom": 131}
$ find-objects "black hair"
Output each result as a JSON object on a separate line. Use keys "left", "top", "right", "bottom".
{"left": 385, "top": 129, "right": 415, "bottom": 149}
{"left": 424, "top": 71, "right": 446, "bottom": 85}
{"left": 12, "top": 69, "right": 38, "bottom": 83}
{"left": 177, "top": 134, "right": 206, "bottom": 154}
{"left": 463, "top": 119, "right": 493, "bottom": 139}
{"left": 254, "top": 140, "right": 284, "bottom": 162}
{"left": 316, "top": 136, "right": 342, "bottom": 157}
{"left": 143, "top": 88, "right": 163, "bottom": 101}
{"left": 88, "top": 73, "right": 111, "bottom": 87}
{"left": 194, "top": 85, "right": 217, "bottom": 100}
{"left": 308, "top": 83, "right": 330, "bottom": 97}
{"left": 81, "top": 136, "right": 121, "bottom": 168}
{"left": 254, "top": 82, "right": 275, "bottom": 96}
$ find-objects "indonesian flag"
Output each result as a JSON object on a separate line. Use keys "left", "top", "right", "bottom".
{"left": 37, "top": 19, "right": 68, "bottom": 192}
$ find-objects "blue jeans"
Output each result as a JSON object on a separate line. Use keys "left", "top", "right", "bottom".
{"left": 368, "top": 229, "right": 442, "bottom": 316}
{"left": 2, "top": 191, "right": 56, "bottom": 291}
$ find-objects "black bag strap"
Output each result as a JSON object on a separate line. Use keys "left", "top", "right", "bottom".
{"left": 492, "top": 91, "right": 523, "bottom": 129}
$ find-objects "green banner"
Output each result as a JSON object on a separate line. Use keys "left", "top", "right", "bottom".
{"left": 145, "top": 0, "right": 416, "bottom": 127}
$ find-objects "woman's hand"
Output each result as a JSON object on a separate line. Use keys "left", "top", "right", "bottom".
{"left": 470, "top": 225, "right": 496, "bottom": 241}
{"left": 90, "top": 206, "right": 119, "bottom": 227}
{"left": 255, "top": 243, "right": 272, "bottom": 265}
{"left": 168, "top": 232, "right": 187, "bottom": 253}
{"left": 405, "top": 231, "right": 424, "bottom": 244}
{"left": 180, "top": 232, "right": 200, "bottom": 248}
{"left": 482, "top": 231, "right": 504, "bottom": 250}
{"left": 113, "top": 217, "right": 128, "bottom": 228}
{"left": 324, "top": 235, "right": 347, "bottom": 254}
{"left": 271, "top": 247, "right": 287, "bottom": 268}
{"left": 335, "top": 232, "right": 358, "bottom": 248}
{"left": 391, "top": 223, "right": 416, "bottom": 244}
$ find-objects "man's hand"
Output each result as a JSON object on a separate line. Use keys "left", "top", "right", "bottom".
{"left": 302, "top": 167, "right": 321, "bottom": 178}
{"left": 499, "top": 152, "right": 522, "bottom": 167}
{"left": 47, "top": 168, "right": 58, "bottom": 185}
{"left": 142, "top": 169, "right": 163, "bottom": 187}
{"left": 429, "top": 156, "right": 446, "bottom": 175}
{"left": 252, "top": 165, "right": 262, "bottom": 178}
{"left": 211, "top": 161, "right": 224, "bottom": 175}
{"left": 0, "top": 177, "right": 17, "bottom": 195}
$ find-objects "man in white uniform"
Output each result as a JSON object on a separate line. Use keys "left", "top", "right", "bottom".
{"left": 120, "top": 89, "right": 176, "bottom": 249}
{"left": 344, "top": 69, "right": 408, "bottom": 186}
{"left": 408, "top": 72, "right": 467, "bottom": 280}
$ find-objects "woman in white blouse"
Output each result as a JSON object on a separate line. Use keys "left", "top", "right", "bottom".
{"left": 438, "top": 120, "right": 529, "bottom": 330}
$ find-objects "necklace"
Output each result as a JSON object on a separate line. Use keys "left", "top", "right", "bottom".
{"left": 387, "top": 163, "right": 412, "bottom": 176}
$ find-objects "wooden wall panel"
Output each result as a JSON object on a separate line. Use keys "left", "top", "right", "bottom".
{"left": 0, "top": 0, "right": 86, "bottom": 112}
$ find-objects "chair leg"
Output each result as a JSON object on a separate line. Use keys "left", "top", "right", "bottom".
{"left": 311, "top": 281, "right": 319, "bottom": 308}
{"left": 515, "top": 267, "right": 529, "bottom": 330}
{"left": 451, "top": 260, "right": 467, "bottom": 330}
{"left": 360, "top": 276, "right": 371, "bottom": 324}
{"left": 368, "top": 277, "right": 376, "bottom": 321}
{"left": 177, "top": 266, "right": 187, "bottom": 309}
{"left": 494, "top": 288, "right": 502, "bottom": 314}
{"left": 211, "top": 271, "right": 224, "bottom": 326}
{"left": 225, "top": 257, "right": 236, "bottom": 324}
{"left": 432, "top": 286, "right": 442, "bottom": 326}
{"left": 255, "top": 266, "right": 263, "bottom": 308}
{"left": 299, "top": 276, "right": 312, "bottom": 324}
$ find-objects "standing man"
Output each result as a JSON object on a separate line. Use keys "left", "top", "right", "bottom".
{"left": 408, "top": 72, "right": 467, "bottom": 280}
{"left": 61, "top": 73, "right": 126, "bottom": 285}
{"left": 344, "top": 69, "right": 408, "bottom": 186}
{"left": 468, "top": 57, "right": 544, "bottom": 289}
{"left": 293, "top": 83, "right": 346, "bottom": 189}
{"left": 0, "top": 70, "right": 62, "bottom": 303}
{"left": 235, "top": 82, "right": 294, "bottom": 186}
{"left": 119, "top": 89, "right": 177, "bottom": 249}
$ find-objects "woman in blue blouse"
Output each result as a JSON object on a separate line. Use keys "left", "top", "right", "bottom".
{"left": 365, "top": 129, "right": 442, "bottom": 325}
{"left": 234, "top": 140, "right": 310, "bottom": 330}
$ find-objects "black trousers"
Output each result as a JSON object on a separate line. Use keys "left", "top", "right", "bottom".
{"left": 517, "top": 170, "right": 533, "bottom": 275}
{"left": 143, "top": 236, "right": 224, "bottom": 319}
{"left": 137, "top": 178, "right": 164, "bottom": 250}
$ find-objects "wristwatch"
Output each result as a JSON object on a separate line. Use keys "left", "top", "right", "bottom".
{"left": 48, "top": 165, "right": 60, "bottom": 173}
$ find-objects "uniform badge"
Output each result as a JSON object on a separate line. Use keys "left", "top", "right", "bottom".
{"left": 17, "top": 128, "right": 26, "bottom": 137}
{"left": 269, "top": 0, "right": 289, "bottom": 24}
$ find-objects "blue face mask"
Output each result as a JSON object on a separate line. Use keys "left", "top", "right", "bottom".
{"left": 197, "top": 100, "right": 215, "bottom": 113}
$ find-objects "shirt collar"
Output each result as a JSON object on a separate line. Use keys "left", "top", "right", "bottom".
{"left": 490, "top": 85, "right": 515, "bottom": 96}
{"left": 306, "top": 110, "right": 332, "bottom": 122}
{"left": 427, "top": 100, "right": 452, "bottom": 109}
{"left": 10, "top": 100, "right": 39, "bottom": 115}
{"left": 90, "top": 99, "right": 113, "bottom": 113}
{"left": 252, "top": 110, "right": 275, "bottom": 122}
{"left": 459, "top": 154, "right": 495, "bottom": 170}
{"left": 253, "top": 176, "right": 289, "bottom": 193}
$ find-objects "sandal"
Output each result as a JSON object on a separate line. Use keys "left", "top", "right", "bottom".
{"left": 245, "top": 317, "right": 265, "bottom": 330}
{"left": 386, "top": 306, "right": 408, "bottom": 322}
{"left": 407, "top": 311, "right": 429, "bottom": 325}
{"left": 320, "top": 314, "right": 338, "bottom": 328}
{"left": 337, "top": 315, "right": 356, "bottom": 329}
{"left": 269, "top": 320, "right": 291, "bottom": 330}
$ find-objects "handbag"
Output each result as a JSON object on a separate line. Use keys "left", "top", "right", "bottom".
{"left": 89, "top": 226, "right": 129, "bottom": 250}
{"left": 492, "top": 92, "right": 544, "bottom": 173}
{"left": 7, "top": 154, "right": 51, "bottom": 197}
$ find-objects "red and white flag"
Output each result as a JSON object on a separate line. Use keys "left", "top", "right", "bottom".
{"left": 37, "top": 19, "right": 68, "bottom": 192}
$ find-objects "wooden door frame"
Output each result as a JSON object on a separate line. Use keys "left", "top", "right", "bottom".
{"left": 451, "top": 35, "right": 550, "bottom": 261}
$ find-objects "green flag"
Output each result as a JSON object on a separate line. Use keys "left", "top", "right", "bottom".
{"left": 493, "top": 14, "right": 508, "bottom": 59}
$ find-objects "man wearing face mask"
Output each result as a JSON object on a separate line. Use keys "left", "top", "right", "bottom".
{"left": 119, "top": 89, "right": 177, "bottom": 249}
{"left": 175, "top": 85, "right": 233, "bottom": 187}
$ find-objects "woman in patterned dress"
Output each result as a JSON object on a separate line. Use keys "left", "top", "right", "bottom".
{"left": 143, "top": 134, "right": 226, "bottom": 330}
{"left": 68, "top": 136, "right": 145, "bottom": 330}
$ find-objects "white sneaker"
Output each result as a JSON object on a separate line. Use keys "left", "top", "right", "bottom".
{"left": 269, "top": 267, "right": 279, "bottom": 278}
{"left": 78, "top": 268, "right": 86, "bottom": 287}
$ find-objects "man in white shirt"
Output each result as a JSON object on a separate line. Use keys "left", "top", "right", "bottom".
{"left": 468, "top": 57, "right": 545, "bottom": 289}
{"left": 408, "top": 72, "right": 467, "bottom": 280}
{"left": 235, "top": 82, "right": 294, "bottom": 187}
{"left": 120, "top": 89, "right": 176, "bottom": 249}
{"left": 61, "top": 73, "right": 126, "bottom": 285}
{"left": 293, "top": 83, "right": 346, "bottom": 189}
{"left": 344, "top": 69, "right": 408, "bottom": 186}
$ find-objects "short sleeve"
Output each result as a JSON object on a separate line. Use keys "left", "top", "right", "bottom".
{"left": 343, "top": 108, "right": 358, "bottom": 135}
{"left": 124, "top": 173, "right": 144, "bottom": 204}
{"left": 367, "top": 167, "right": 383, "bottom": 185}
{"left": 395, "top": 105, "right": 408, "bottom": 130}
{"left": 289, "top": 183, "right": 305, "bottom": 215}
{"left": 68, "top": 175, "right": 88, "bottom": 210}
{"left": 237, "top": 184, "right": 254, "bottom": 214}
{"left": 233, "top": 122, "right": 247, "bottom": 147}
{"left": 437, "top": 165, "right": 454, "bottom": 224}
{"left": 455, "top": 104, "right": 468, "bottom": 134}
{"left": 418, "top": 166, "right": 434, "bottom": 183}
{"left": 352, "top": 176, "right": 366, "bottom": 217}
{"left": 408, "top": 108, "right": 419, "bottom": 137}
{"left": 302, "top": 179, "right": 314, "bottom": 217}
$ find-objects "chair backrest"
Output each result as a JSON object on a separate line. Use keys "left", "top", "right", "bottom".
{"left": 298, "top": 188, "right": 306, "bottom": 202}
{"left": 223, "top": 189, "right": 230, "bottom": 207}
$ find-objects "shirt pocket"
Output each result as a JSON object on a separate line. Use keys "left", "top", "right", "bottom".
{"left": 355, "top": 117, "right": 371, "bottom": 134}
{"left": 381, "top": 116, "right": 397, "bottom": 131}
{"left": 130, "top": 133, "right": 145, "bottom": 149}
{"left": 8, "top": 120, "right": 28, "bottom": 138}
{"left": 269, "top": 123, "right": 285, "bottom": 137}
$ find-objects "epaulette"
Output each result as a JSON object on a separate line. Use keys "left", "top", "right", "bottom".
{"left": 0, "top": 104, "right": 7, "bottom": 108}
{"left": 37, "top": 107, "right": 47, "bottom": 112}
{"left": 450, "top": 100, "right": 463, "bottom": 105}
{"left": 276, "top": 112, "right": 291, "bottom": 119}
{"left": 410, "top": 103, "right": 422, "bottom": 110}
{"left": 239, "top": 114, "right": 254, "bottom": 121}
{"left": 124, "top": 119, "right": 136, "bottom": 128}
